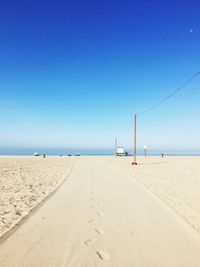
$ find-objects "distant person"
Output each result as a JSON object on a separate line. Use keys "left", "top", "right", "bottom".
{"left": 161, "top": 153, "right": 164, "bottom": 158}
{"left": 43, "top": 154, "right": 46, "bottom": 158}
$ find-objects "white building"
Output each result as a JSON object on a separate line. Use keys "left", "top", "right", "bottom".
{"left": 116, "top": 147, "right": 126, "bottom": 156}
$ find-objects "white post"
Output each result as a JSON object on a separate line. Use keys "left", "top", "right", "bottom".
{"left": 115, "top": 137, "right": 117, "bottom": 156}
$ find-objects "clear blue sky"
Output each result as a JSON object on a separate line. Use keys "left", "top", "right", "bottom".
{"left": 0, "top": 0, "right": 200, "bottom": 151}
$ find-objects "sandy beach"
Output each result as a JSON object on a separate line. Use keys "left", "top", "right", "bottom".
{"left": 1, "top": 156, "right": 200, "bottom": 266}
{"left": 0, "top": 156, "right": 72, "bottom": 237}
{"left": 109, "top": 156, "right": 200, "bottom": 232}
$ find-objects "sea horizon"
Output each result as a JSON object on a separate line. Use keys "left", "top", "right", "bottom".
{"left": 1, "top": 147, "right": 200, "bottom": 156}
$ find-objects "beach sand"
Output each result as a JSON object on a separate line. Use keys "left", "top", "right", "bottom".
{"left": 0, "top": 156, "right": 72, "bottom": 237}
{"left": 109, "top": 156, "right": 200, "bottom": 232}
{"left": 1, "top": 156, "right": 200, "bottom": 266}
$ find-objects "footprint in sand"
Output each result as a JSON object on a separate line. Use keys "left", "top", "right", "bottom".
{"left": 94, "top": 228, "right": 105, "bottom": 234}
{"left": 88, "top": 219, "right": 97, "bottom": 224}
{"left": 96, "top": 211, "right": 104, "bottom": 217}
{"left": 96, "top": 251, "right": 110, "bottom": 260}
{"left": 84, "top": 239, "right": 96, "bottom": 246}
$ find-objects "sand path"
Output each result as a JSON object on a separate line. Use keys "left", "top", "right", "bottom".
{"left": 0, "top": 157, "right": 200, "bottom": 266}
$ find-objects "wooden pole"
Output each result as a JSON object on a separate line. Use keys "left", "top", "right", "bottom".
{"left": 132, "top": 113, "right": 137, "bottom": 165}
{"left": 134, "top": 113, "right": 136, "bottom": 163}
{"left": 144, "top": 145, "right": 147, "bottom": 158}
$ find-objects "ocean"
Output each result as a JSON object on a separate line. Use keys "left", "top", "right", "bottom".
{"left": 0, "top": 147, "right": 200, "bottom": 156}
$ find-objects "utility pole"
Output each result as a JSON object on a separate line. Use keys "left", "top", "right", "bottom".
{"left": 132, "top": 113, "right": 137, "bottom": 165}
{"left": 115, "top": 137, "right": 117, "bottom": 156}
{"left": 144, "top": 145, "right": 147, "bottom": 157}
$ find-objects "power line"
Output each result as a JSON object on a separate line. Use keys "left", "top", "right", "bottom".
{"left": 138, "top": 71, "right": 200, "bottom": 116}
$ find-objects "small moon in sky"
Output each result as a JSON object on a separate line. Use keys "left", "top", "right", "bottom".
{"left": 189, "top": 28, "right": 194, "bottom": 33}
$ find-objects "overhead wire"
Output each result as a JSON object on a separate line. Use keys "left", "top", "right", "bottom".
{"left": 138, "top": 71, "right": 200, "bottom": 116}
